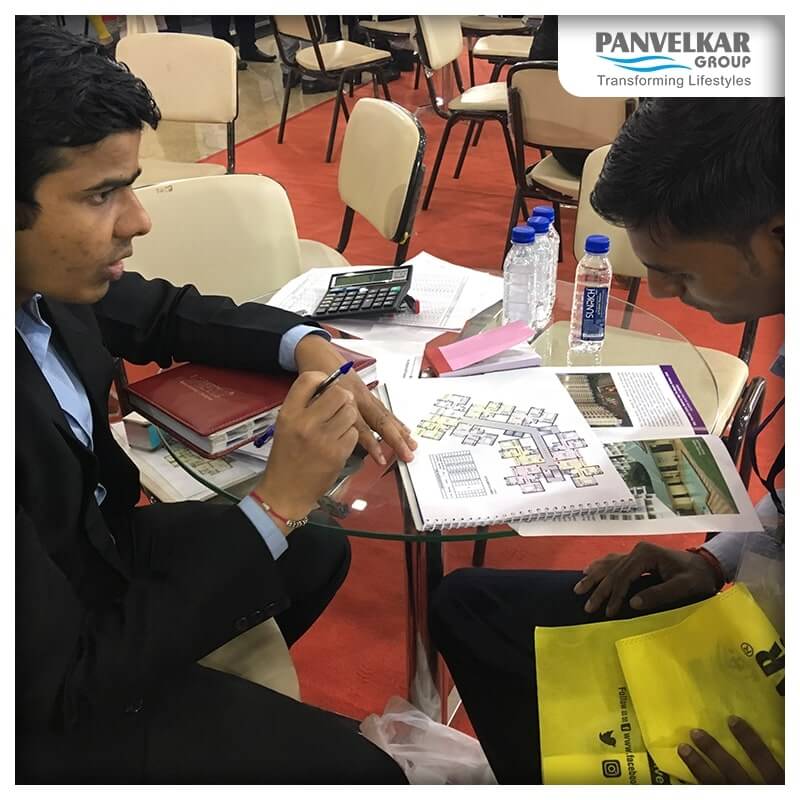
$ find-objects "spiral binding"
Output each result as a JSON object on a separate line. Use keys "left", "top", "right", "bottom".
{"left": 422, "top": 497, "right": 637, "bottom": 531}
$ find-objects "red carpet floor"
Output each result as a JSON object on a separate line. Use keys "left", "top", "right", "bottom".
{"left": 187, "top": 61, "right": 784, "bottom": 727}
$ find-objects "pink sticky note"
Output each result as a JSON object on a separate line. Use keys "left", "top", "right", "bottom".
{"left": 437, "top": 320, "right": 534, "bottom": 371}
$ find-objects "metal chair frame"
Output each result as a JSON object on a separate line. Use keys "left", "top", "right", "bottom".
{"left": 414, "top": 16, "right": 517, "bottom": 213}
{"left": 271, "top": 15, "right": 393, "bottom": 163}
{"left": 460, "top": 17, "right": 537, "bottom": 87}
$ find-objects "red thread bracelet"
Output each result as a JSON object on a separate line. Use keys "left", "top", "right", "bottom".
{"left": 687, "top": 546, "right": 725, "bottom": 591}
{"left": 249, "top": 489, "right": 290, "bottom": 526}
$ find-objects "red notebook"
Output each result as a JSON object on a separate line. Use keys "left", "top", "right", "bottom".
{"left": 125, "top": 345, "right": 377, "bottom": 458}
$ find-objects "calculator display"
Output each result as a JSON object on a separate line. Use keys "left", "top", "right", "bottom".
{"left": 332, "top": 270, "right": 394, "bottom": 288}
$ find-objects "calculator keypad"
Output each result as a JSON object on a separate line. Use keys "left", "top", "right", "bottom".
{"left": 313, "top": 283, "right": 407, "bottom": 318}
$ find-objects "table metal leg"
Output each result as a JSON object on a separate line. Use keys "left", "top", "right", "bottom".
{"left": 404, "top": 537, "right": 448, "bottom": 722}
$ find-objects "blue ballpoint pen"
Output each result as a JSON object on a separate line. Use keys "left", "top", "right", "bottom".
{"left": 253, "top": 360, "right": 355, "bottom": 448}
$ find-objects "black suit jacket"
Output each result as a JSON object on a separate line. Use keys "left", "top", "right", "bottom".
{"left": 16, "top": 272, "right": 309, "bottom": 781}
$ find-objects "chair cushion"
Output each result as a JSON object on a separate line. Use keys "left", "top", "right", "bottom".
{"left": 448, "top": 81, "right": 508, "bottom": 112}
{"left": 359, "top": 18, "right": 416, "bottom": 37}
{"left": 526, "top": 154, "right": 580, "bottom": 199}
{"left": 296, "top": 41, "right": 391, "bottom": 72}
{"left": 473, "top": 34, "right": 534, "bottom": 59}
{"left": 199, "top": 618, "right": 301, "bottom": 700}
{"left": 134, "top": 158, "right": 226, "bottom": 189}
{"left": 461, "top": 16, "right": 531, "bottom": 34}
{"left": 299, "top": 238, "right": 352, "bottom": 271}
{"left": 696, "top": 347, "right": 750, "bottom": 436}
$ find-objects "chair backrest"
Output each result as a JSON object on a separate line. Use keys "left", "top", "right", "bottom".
{"left": 272, "top": 15, "right": 315, "bottom": 42}
{"left": 338, "top": 98, "right": 425, "bottom": 243}
{"left": 574, "top": 146, "right": 647, "bottom": 279}
{"left": 508, "top": 62, "right": 633, "bottom": 151}
{"left": 116, "top": 33, "right": 237, "bottom": 124}
{"left": 128, "top": 174, "right": 303, "bottom": 303}
{"left": 272, "top": 16, "right": 328, "bottom": 71}
{"left": 415, "top": 16, "right": 464, "bottom": 71}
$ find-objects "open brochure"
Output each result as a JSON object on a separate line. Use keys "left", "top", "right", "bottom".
{"left": 382, "top": 371, "right": 636, "bottom": 531}
{"left": 513, "top": 434, "right": 762, "bottom": 536}
{"left": 551, "top": 364, "right": 706, "bottom": 440}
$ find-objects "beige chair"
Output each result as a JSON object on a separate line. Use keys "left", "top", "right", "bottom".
{"left": 128, "top": 174, "right": 303, "bottom": 303}
{"left": 199, "top": 618, "right": 300, "bottom": 699}
{"left": 357, "top": 17, "right": 422, "bottom": 91}
{"left": 460, "top": 16, "right": 537, "bottom": 86}
{"left": 414, "top": 16, "right": 517, "bottom": 212}
{"left": 121, "top": 173, "right": 305, "bottom": 699}
{"left": 271, "top": 16, "right": 393, "bottom": 163}
{"left": 473, "top": 34, "right": 534, "bottom": 80}
{"left": 575, "top": 146, "right": 764, "bottom": 477}
{"left": 115, "top": 33, "right": 238, "bottom": 188}
{"left": 299, "top": 98, "right": 426, "bottom": 270}
{"left": 505, "top": 61, "right": 635, "bottom": 260}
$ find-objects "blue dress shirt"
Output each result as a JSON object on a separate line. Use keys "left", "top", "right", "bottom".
{"left": 15, "top": 294, "right": 330, "bottom": 562}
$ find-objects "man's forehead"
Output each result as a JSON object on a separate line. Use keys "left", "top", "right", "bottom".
{"left": 46, "top": 133, "right": 141, "bottom": 184}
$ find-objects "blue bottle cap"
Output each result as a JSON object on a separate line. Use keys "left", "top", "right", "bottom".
{"left": 511, "top": 225, "right": 536, "bottom": 244}
{"left": 527, "top": 215, "right": 551, "bottom": 234}
{"left": 532, "top": 206, "right": 555, "bottom": 222}
{"left": 585, "top": 234, "right": 611, "bottom": 254}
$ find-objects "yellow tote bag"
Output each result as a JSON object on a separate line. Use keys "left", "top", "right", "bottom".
{"left": 536, "top": 601, "right": 703, "bottom": 784}
{"left": 616, "top": 584, "right": 784, "bottom": 784}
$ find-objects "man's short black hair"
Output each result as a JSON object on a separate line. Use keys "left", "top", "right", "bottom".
{"left": 591, "top": 98, "right": 784, "bottom": 243}
{"left": 16, "top": 16, "right": 161, "bottom": 227}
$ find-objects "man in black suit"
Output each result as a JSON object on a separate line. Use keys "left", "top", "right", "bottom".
{"left": 16, "top": 17, "right": 413, "bottom": 783}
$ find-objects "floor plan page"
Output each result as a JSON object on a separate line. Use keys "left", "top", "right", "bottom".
{"left": 385, "top": 371, "right": 634, "bottom": 529}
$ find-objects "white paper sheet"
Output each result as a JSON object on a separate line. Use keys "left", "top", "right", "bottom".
{"left": 266, "top": 252, "right": 503, "bottom": 331}
{"left": 331, "top": 338, "right": 424, "bottom": 381}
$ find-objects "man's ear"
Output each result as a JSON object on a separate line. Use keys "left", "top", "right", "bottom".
{"left": 15, "top": 202, "right": 37, "bottom": 232}
{"left": 768, "top": 214, "right": 784, "bottom": 247}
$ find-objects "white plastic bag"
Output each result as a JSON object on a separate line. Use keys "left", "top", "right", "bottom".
{"left": 359, "top": 696, "right": 496, "bottom": 785}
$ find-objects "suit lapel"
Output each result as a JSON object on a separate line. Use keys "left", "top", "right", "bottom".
{"left": 16, "top": 325, "right": 129, "bottom": 578}
{"left": 40, "top": 299, "right": 111, "bottom": 422}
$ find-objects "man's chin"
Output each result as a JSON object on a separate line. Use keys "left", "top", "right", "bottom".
{"left": 709, "top": 308, "right": 749, "bottom": 324}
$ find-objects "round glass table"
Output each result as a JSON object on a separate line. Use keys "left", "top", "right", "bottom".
{"left": 167, "top": 280, "right": 720, "bottom": 721}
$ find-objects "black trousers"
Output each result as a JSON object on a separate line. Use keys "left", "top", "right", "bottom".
{"left": 21, "top": 503, "right": 406, "bottom": 784}
{"left": 429, "top": 568, "right": 707, "bottom": 784}
{"left": 210, "top": 16, "right": 258, "bottom": 52}
{"left": 137, "top": 508, "right": 406, "bottom": 783}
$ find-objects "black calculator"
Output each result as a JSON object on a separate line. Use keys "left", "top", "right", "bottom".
{"left": 313, "top": 266, "right": 414, "bottom": 319}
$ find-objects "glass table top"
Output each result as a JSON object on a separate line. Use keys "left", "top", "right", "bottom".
{"left": 167, "top": 281, "right": 720, "bottom": 542}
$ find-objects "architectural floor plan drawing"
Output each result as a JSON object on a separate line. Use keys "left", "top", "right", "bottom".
{"left": 417, "top": 393, "right": 606, "bottom": 500}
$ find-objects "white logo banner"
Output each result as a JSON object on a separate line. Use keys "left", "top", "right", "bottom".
{"left": 558, "top": 16, "right": 784, "bottom": 97}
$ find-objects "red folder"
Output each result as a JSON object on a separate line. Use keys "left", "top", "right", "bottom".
{"left": 125, "top": 344, "right": 376, "bottom": 458}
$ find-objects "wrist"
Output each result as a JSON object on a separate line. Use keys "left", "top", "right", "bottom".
{"left": 255, "top": 475, "right": 314, "bottom": 522}
{"left": 294, "top": 331, "right": 331, "bottom": 369}
{"left": 686, "top": 546, "right": 725, "bottom": 592}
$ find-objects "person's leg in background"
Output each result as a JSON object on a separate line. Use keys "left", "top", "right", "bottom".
{"left": 429, "top": 567, "right": 709, "bottom": 784}
{"left": 233, "top": 15, "right": 276, "bottom": 63}
{"left": 163, "top": 15, "right": 182, "bottom": 33}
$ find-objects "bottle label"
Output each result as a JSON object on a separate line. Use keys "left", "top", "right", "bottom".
{"left": 580, "top": 287, "right": 608, "bottom": 340}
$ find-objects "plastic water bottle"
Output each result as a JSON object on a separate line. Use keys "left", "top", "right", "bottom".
{"left": 502, "top": 225, "right": 537, "bottom": 325}
{"left": 526, "top": 215, "right": 553, "bottom": 332}
{"left": 531, "top": 205, "right": 560, "bottom": 313}
{"left": 569, "top": 235, "right": 613, "bottom": 352}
